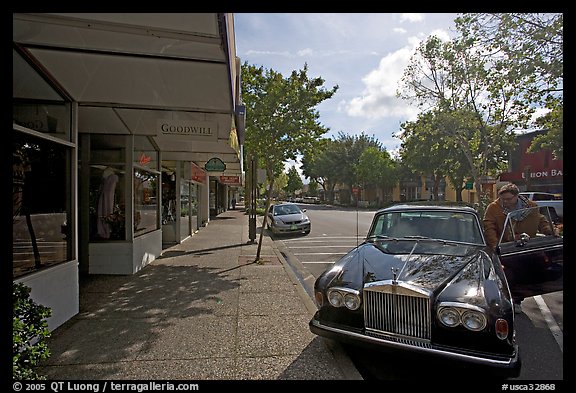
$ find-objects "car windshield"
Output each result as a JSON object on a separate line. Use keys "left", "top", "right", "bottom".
{"left": 368, "top": 210, "right": 484, "bottom": 245}
{"left": 274, "top": 205, "right": 302, "bottom": 216}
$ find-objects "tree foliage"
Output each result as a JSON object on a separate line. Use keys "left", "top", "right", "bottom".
{"left": 301, "top": 138, "right": 340, "bottom": 203}
{"left": 356, "top": 146, "right": 397, "bottom": 200}
{"left": 397, "top": 110, "right": 470, "bottom": 201}
{"left": 241, "top": 62, "right": 337, "bottom": 259}
{"left": 284, "top": 165, "right": 303, "bottom": 195}
{"left": 397, "top": 31, "right": 526, "bottom": 205}
{"left": 13, "top": 282, "right": 52, "bottom": 380}
{"left": 455, "top": 13, "right": 563, "bottom": 159}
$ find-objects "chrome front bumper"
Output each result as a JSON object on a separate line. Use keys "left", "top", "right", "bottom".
{"left": 309, "top": 315, "right": 520, "bottom": 374}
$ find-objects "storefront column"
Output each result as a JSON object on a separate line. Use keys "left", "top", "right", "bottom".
{"left": 199, "top": 183, "right": 210, "bottom": 226}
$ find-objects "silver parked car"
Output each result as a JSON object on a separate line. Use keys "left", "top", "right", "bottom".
{"left": 267, "top": 203, "right": 311, "bottom": 236}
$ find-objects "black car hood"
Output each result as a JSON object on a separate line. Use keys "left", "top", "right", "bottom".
{"left": 333, "top": 240, "right": 482, "bottom": 292}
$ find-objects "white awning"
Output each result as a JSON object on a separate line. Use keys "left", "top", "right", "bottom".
{"left": 13, "top": 13, "right": 242, "bottom": 175}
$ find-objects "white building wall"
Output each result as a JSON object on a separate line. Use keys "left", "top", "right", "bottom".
{"left": 15, "top": 261, "right": 79, "bottom": 332}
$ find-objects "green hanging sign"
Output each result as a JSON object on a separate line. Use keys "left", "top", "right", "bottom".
{"left": 204, "top": 157, "right": 226, "bottom": 172}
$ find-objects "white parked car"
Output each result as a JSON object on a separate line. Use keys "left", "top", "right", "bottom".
{"left": 266, "top": 203, "right": 311, "bottom": 236}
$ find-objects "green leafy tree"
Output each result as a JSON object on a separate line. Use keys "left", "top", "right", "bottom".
{"left": 398, "top": 32, "right": 524, "bottom": 206}
{"left": 273, "top": 171, "right": 288, "bottom": 199}
{"left": 284, "top": 165, "right": 304, "bottom": 196}
{"left": 333, "top": 132, "right": 383, "bottom": 205}
{"left": 397, "top": 110, "right": 472, "bottom": 202}
{"left": 355, "top": 146, "right": 397, "bottom": 203}
{"left": 455, "top": 13, "right": 563, "bottom": 159}
{"left": 530, "top": 99, "right": 562, "bottom": 159}
{"left": 242, "top": 62, "right": 338, "bottom": 260}
{"left": 307, "top": 179, "right": 319, "bottom": 196}
{"left": 301, "top": 138, "right": 340, "bottom": 203}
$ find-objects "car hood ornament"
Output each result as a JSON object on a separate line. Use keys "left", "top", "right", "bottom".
{"left": 391, "top": 267, "right": 399, "bottom": 285}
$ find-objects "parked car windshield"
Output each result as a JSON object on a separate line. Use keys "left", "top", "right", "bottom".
{"left": 369, "top": 210, "right": 484, "bottom": 245}
{"left": 273, "top": 204, "right": 303, "bottom": 216}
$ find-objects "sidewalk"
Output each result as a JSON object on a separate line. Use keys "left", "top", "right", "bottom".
{"left": 38, "top": 207, "right": 362, "bottom": 380}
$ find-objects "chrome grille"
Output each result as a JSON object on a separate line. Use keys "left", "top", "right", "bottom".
{"left": 364, "top": 288, "right": 431, "bottom": 341}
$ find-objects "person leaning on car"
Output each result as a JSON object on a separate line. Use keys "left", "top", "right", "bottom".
{"left": 483, "top": 182, "right": 554, "bottom": 250}
{"left": 483, "top": 182, "right": 555, "bottom": 313}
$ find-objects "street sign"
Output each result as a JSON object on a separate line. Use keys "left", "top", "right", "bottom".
{"left": 465, "top": 181, "right": 474, "bottom": 190}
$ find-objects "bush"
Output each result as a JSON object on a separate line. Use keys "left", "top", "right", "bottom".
{"left": 13, "top": 282, "right": 52, "bottom": 380}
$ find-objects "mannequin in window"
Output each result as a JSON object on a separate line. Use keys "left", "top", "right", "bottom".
{"left": 97, "top": 167, "right": 119, "bottom": 239}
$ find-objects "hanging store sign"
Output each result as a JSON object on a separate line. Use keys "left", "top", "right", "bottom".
{"left": 204, "top": 157, "right": 226, "bottom": 172}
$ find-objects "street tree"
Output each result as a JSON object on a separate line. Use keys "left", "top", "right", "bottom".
{"left": 273, "top": 171, "right": 288, "bottom": 199}
{"left": 455, "top": 13, "right": 563, "bottom": 159}
{"left": 333, "top": 132, "right": 383, "bottom": 205}
{"left": 301, "top": 138, "right": 340, "bottom": 203}
{"left": 355, "top": 146, "right": 397, "bottom": 204}
{"left": 307, "top": 179, "right": 319, "bottom": 196}
{"left": 284, "top": 165, "right": 303, "bottom": 197}
{"left": 397, "top": 110, "right": 472, "bottom": 202}
{"left": 242, "top": 62, "right": 338, "bottom": 261}
{"left": 397, "top": 32, "right": 526, "bottom": 208}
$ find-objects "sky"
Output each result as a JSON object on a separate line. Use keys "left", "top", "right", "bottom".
{"left": 234, "top": 13, "right": 461, "bottom": 176}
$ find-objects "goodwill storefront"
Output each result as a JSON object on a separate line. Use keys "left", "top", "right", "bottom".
{"left": 13, "top": 13, "right": 244, "bottom": 330}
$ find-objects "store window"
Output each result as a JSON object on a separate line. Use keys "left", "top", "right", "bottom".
{"left": 180, "top": 181, "right": 191, "bottom": 240}
{"left": 13, "top": 130, "right": 72, "bottom": 278}
{"left": 190, "top": 183, "right": 199, "bottom": 232}
{"left": 89, "top": 135, "right": 126, "bottom": 241}
{"left": 13, "top": 102, "right": 71, "bottom": 142}
{"left": 134, "top": 168, "right": 159, "bottom": 236}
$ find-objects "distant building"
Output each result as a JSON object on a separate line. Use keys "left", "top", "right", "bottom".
{"left": 498, "top": 130, "right": 563, "bottom": 195}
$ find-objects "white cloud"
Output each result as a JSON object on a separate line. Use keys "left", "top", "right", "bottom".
{"left": 345, "top": 44, "right": 419, "bottom": 120}
{"left": 399, "top": 13, "right": 425, "bottom": 23}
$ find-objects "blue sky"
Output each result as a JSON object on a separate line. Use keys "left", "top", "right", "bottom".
{"left": 234, "top": 13, "right": 460, "bottom": 176}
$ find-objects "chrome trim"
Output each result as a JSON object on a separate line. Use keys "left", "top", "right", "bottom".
{"left": 500, "top": 244, "right": 563, "bottom": 256}
{"left": 364, "top": 280, "right": 432, "bottom": 297}
{"left": 364, "top": 283, "right": 431, "bottom": 340}
{"left": 310, "top": 318, "right": 518, "bottom": 368}
{"left": 328, "top": 287, "right": 360, "bottom": 296}
{"left": 438, "top": 302, "right": 485, "bottom": 313}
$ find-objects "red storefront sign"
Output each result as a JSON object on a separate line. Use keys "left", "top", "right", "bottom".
{"left": 219, "top": 175, "right": 241, "bottom": 185}
{"left": 191, "top": 162, "right": 206, "bottom": 184}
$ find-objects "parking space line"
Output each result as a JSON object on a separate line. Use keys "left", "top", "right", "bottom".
{"left": 534, "top": 295, "right": 563, "bottom": 352}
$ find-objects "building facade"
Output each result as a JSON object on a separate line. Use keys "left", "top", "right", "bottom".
{"left": 498, "top": 130, "right": 563, "bottom": 196}
{"left": 13, "top": 13, "right": 244, "bottom": 330}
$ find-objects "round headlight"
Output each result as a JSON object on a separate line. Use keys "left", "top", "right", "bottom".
{"left": 438, "top": 307, "right": 460, "bottom": 327}
{"left": 461, "top": 310, "right": 487, "bottom": 331}
{"left": 344, "top": 293, "right": 361, "bottom": 310}
{"left": 328, "top": 290, "right": 344, "bottom": 307}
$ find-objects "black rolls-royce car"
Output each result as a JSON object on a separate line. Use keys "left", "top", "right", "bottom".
{"left": 309, "top": 202, "right": 563, "bottom": 378}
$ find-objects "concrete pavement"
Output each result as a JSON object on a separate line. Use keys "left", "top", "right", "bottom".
{"left": 38, "top": 206, "right": 362, "bottom": 380}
